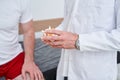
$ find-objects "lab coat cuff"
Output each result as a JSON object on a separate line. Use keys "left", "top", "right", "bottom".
{"left": 79, "top": 33, "right": 93, "bottom": 51}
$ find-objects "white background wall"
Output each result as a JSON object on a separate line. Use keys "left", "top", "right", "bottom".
{"left": 31, "top": 0, "right": 64, "bottom": 20}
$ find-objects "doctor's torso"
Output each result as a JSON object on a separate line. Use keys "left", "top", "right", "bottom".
{"left": 64, "top": 0, "right": 115, "bottom": 33}
{"left": 57, "top": 0, "right": 117, "bottom": 80}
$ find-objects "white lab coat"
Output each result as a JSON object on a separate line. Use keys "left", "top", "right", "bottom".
{"left": 56, "top": 0, "right": 120, "bottom": 80}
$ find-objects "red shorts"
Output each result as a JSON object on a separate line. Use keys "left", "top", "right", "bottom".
{"left": 0, "top": 52, "right": 25, "bottom": 79}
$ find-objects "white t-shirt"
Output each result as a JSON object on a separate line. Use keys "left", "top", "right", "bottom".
{"left": 0, "top": 0, "right": 32, "bottom": 65}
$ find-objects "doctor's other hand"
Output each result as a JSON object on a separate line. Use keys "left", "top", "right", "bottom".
{"left": 41, "top": 29, "right": 78, "bottom": 49}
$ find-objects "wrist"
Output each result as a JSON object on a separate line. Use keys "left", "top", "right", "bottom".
{"left": 75, "top": 34, "right": 80, "bottom": 50}
{"left": 24, "top": 54, "right": 34, "bottom": 63}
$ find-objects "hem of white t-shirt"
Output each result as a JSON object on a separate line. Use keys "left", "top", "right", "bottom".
{"left": 20, "top": 17, "right": 33, "bottom": 24}
{"left": 0, "top": 50, "right": 23, "bottom": 65}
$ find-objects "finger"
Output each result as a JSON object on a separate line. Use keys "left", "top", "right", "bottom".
{"left": 22, "top": 70, "right": 26, "bottom": 80}
{"left": 41, "top": 37, "right": 52, "bottom": 44}
{"left": 39, "top": 71, "right": 44, "bottom": 80}
{"left": 44, "top": 40, "right": 62, "bottom": 47}
{"left": 41, "top": 36, "right": 52, "bottom": 41}
{"left": 51, "top": 45, "right": 63, "bottom": 48}
{"left": 34, "top": 65, "right": 45, "bottom": 80}
{"left": 41, "top": 36, "right": 61, "bottom": 41}
{"left": 37, "top": 72, "right": 41, "bottom": 80}
{"left": 36, "top": 69, "right": 44, "bottom": 80}
{"left": 45, "top": 29, "right": 63, "bottom": 36}
{"left": 30, "top": 72, "right": 34, "bottom": 80}
{"left": 50, "top": 41, "right": 63, "bottom": 46}
{"left": 34, "top": 72, "right": 38, "bottom": 80}
{"left": 42, "top": 40, "right": 52, "bottom": 46}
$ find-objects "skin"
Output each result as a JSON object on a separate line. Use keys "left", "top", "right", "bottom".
{"left": 41, "top": 29, "right": 78, "bottom": 49}
{"left": 7, "top": 20, "right": 44, "bottom": 80}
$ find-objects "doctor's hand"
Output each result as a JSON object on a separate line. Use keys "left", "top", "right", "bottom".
{"left": 41, "top": 29, "right": 78, "bottom": 49}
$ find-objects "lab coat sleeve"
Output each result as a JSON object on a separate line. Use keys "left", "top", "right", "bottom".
{"left": 55, "top": 21, "right": 64, "bottom": 30}
{"left": 79, "top": 0, "right": 120, "bottom": 52}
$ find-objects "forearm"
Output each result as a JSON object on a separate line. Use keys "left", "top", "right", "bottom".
{"left": 23, "top": 27, "right": 35, "bottom": 63}
{"left": 80, "top": 0, "right": 120, "bottom": 52}
{"left": 79, "top": 29, "right": 120, "bottom": 52}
